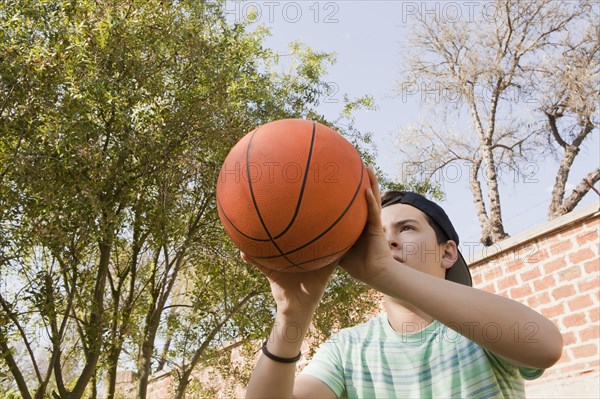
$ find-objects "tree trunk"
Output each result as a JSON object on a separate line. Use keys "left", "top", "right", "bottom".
{"left": 106, "top": 208, "right": 144, "bottom": 398}
{"left": 482, "top": 144, "right": 509, "bottom": 243}
{"left": 137, "top": 250, "right": 188, "bottom": 399}
{"left": 105, "top": 346, "right": 122, "bottom": 399}
{"left": 468, "top": 159, "right": 495, "bottom": 245}
{"left": 170, "top": 292, "right": 258, "bottom": 398}
{"left": 0, "top": 330, "right": 33, "bottom": 399}
{"left": 156, "top": 333, "right": 172, "bottom": 373}
{"left": 546, "top": 108, "right": 596, "bottom": 218}
{"left": 0, "top": 293, "right": 41, "bottom": 399}
{"left": 67, "top": 239, "right": 113, "bottom": 399}
{"left": 137, "top": 310, "right": 161, "bottom": 399}
{"left": 91, "top": 370, "right": 98, "bottom": 399}
{"left": 548, "top": 145, "right": 579, "bottom": 218}
{"left": 550, "top": 166, "right": 600, "bottom": 218}
{"left": 482, "top": 80, "right": 509, "bottom": 244}
{"left": 465, "top": 84, "right": 508, "bottom": 246}
{"left": 173, "top": 369, "right": 193, "bottom": 399}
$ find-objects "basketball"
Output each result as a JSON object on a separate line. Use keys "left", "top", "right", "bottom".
{"left": 216, "top": 119, "right": 369, "bottom": 272}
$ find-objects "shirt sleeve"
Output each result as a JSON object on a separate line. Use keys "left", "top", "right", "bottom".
{"left": 300, "top": 336, "right": 346, "bottom": 398}
{"left": 518, "top": 366, "right": 544, "bottom": 380}
{"left": 484, "top": 349, "right": 545, "bottom": 380}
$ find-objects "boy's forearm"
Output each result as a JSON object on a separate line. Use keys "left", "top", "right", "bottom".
{"left": 373, "top": 259, "right": 563, "bottom": 369}
{"left": 245, "top": 312, "right": 312, "bottom": 399}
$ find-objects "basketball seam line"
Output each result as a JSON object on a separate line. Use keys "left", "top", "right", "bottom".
{"left": 252, "top": 161, "right": 365, "bottom": 260}
{"left": 273, "top": 120, "right": 317, "bottom": 239}
{"left": 280, "top": 242, "right": 353, "bottom": 272}
{"left": 246, "top": 125, "right": 307, "bottom": 270}
{"left": 216, "top": 195, "right": 270, "bottom": 242}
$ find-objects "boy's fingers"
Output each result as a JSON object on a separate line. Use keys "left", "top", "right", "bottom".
{"left": 241, "top": 251, "right": 277, "bottom": 279}
{"left": 366, "top": 165, "right": 381, "bottom": 208}
{"left": 240, "top": 251, "right": 253, "bottom": 264}
{"left": 365, "top": 166, "right": 383, "bottom": 228}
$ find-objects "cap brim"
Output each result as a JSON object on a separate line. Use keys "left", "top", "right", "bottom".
{"left": 445, "top": 250, "right": 472, "bottom": 286}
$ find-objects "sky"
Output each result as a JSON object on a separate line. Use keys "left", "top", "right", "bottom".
{"left": 225, "top": 0, "right": 600, "bottom": 261}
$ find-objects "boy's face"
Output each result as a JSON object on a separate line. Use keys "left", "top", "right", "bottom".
{"left": 381, "top": 203, "right": 448, "bottom": 280}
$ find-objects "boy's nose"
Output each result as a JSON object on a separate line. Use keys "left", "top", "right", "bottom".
{"left": 385, "top": 232, "right": 400, "bottom": 248}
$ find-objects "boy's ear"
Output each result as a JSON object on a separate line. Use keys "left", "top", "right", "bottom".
{"left": 441, "top": 240, "right": 459, "bottom": 270}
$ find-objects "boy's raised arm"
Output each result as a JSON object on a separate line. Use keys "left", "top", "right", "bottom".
{"left": 243, "top": 257, "right": 337, "bottom": 399}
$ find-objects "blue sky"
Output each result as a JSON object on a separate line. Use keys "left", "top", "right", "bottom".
{"left": 227, "top": 1, "right": 600, "bottom": 258}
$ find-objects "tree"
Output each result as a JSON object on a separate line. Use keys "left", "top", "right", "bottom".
{"left": 0, "top": 1, "right": 384, "bottom": 399}
{"left": 536, "top": 12, "right": 600, "bottom": 219}
{"left": 397, "top": 0, "right": 598, "bottom": 245}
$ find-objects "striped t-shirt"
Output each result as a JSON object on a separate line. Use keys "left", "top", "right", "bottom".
{"left": 301, "top": 313, "right": 543, "bottom": 398}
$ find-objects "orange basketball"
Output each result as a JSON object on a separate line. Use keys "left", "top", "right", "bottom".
{"left": 216, "top": 119, "right": 369, "bottom": 272}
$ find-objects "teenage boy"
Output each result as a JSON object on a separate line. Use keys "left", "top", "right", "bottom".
{"left": 244, "top": 166, "right": 563, "bottom": 398}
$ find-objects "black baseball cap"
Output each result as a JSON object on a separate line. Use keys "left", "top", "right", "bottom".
{"left": 381, "top": 191, "right": 472, "bottom": 287}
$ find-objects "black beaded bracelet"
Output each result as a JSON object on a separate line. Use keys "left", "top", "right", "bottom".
{"left": 261, "top": 340, "right": 302, "bottom": 363}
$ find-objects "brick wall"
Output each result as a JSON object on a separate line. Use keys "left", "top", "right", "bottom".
{"left": 467, "top": 203, "right": 599, "bottom": 398}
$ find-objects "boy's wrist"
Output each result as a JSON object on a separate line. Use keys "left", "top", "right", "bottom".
{"left": 274, "top": 309, "right": 314, "bottom": 333}
{"left": 265, "top": 312, "right": 312, "bottom": 359}
{"left": 276, "top": 302, "right": 317, "bottom": 320}
{"left": 261, "top": 340, "right": 302, "bottom": 363}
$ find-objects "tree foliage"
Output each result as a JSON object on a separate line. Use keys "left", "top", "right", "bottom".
{"left": 0, "top": 1, "right": 388, "bottom": 398}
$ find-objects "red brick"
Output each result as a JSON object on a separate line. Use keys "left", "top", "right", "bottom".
{"left": 543, "top": 257, "right": 567, "bottom": 273}
{"left": 521, "top": 266, "right": 542, "bottom": 282}
{"left": 527, "top": 292, "right": 551, "bottom": 308}
{"left": 579, "top": 277, "right": 600, "bottom": 293}
{"left": 472, "top": 273, "right": 484, "bottom": 286}
{"left": 567, "top": 295, "right": 594, "bottom": 312}
{"left": 510, "top": 284, "right": 533, "bottom": 299}
{"left": 525, "top": 248, "right": 547, "bottom": 264}
{"left": 578, "top": 325, "right": 600, "bottom": 342}
{"left": 565, "top": 224, "right": 584, "bottom": 234}
{"left": 557, "top": 362, "right": 587, "bottom": 375}
{"left": 480, "top": 283, "right": 495, "bottom": 293}
{"left": 558, "top": 266, "right": 582, "bottom": 282}
{"left": 541, "top": 368, "right": 559, "bottom": 378}
{"left": 584, "top": 259, "right": 599, "bottom": 274}
{"left": 556, "top": 349, "right": 572, "bottom": 364}
{"left": 497, "top": 275, "right": 518, "bottom": 291}
{"left": 545, "top": 235, "right": 561, "bottom": 246}
{"left": 562, "top": 331, "right": 577, "bottom": 346}
{"left": 576, "top": 230, "right": 599, "bottom": 246}
{"left": 533, "top": 275, "right": 557, "bottom": 291}
{"left": 551, "top": 285, "right": 576, "bottom": 300}
{"left": 505, "top": 259, "right": 524, "bottom": 274}
{"left": 519, "top": 241, "right": 543, "bottom": 261}
{"left": 563, "top": 313, "right": 588, "bottom": 328}
{"left": 589, "top": 308, "right": 599, "bottom": 323}
{"left": 571, "top": 343, "right": 598, "bottom": 359}
{"left": 586, "top": 359, "right": 600, "bottom": 369}
{"left": 550, "top": 240, "right": 573, "bottom": 256}
{"left": 541, "top": 303, "right": 566, "bottom": 319}
{"left": 569, "top": 248, "right": 596, "bottom": 264}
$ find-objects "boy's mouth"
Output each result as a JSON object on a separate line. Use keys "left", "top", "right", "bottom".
{"left": 392, "top": 255, "right": 405, "bottom": 263}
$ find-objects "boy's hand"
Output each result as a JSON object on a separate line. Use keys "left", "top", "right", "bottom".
{"left": 339, "top": 165, "right": 393, "bottom": 286}
{"left": 241, "top": 252, "right": 337, "bottom": 317}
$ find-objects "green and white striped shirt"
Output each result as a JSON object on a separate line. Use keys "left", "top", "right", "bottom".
{"left": 301, "top": 313, "right": 543, "bottom": 398}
